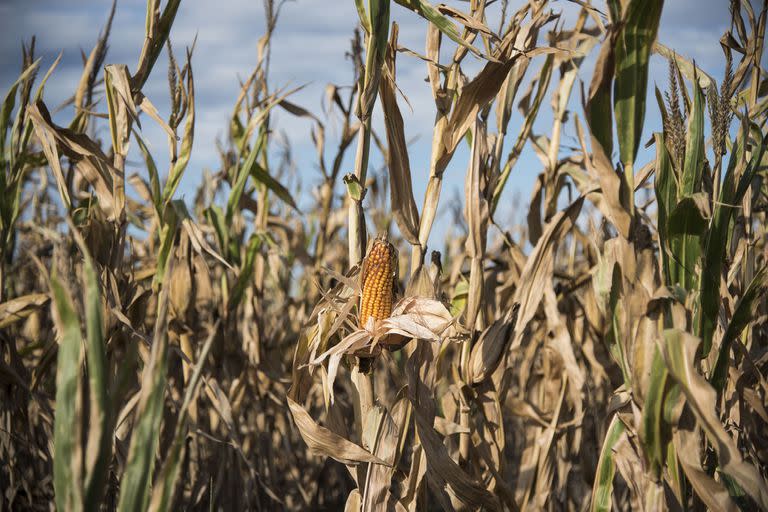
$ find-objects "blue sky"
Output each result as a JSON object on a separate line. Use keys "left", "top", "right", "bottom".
{"left": 0, "top": 0, "right": 751, "bottom": 249}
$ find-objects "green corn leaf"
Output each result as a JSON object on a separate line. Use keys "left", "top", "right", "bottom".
{"left": 117, "top": 279, "right": 172, "bottom": 512}
{"left": 133, "top": 0, "right": 182, "bottom": 91}
{"left": 606, "top": 0, "right": 622, "bottom": 24}
{"left": 653, "top": 132, "right": 676, "bottom": 285}
{"left": 230, "top": 112, "right": 245, "bottom": 149}
{"left": 369, "top": 0, "right": 391, "bottom": 58}
{"left": 591, "top": 415, "right": 625, "bottom": 512}
{"left": 614, "top": 0, "right": 664, "bottom": 170}
{"left": 606, "top": 264, "right": 631, "bottom": 385}
{"left": 71, "top": 228, "right": 112, "bottom": 509}
{"left": 205, "top": 205, "right": 231, "bottom": 263}
{"left": 732, "top": 127, "right": 766, "bottom": 204}
{"left": 586, "top": 32, "right": 615, "bottom": 160}
{"left": 450, "top": 279, "right": 468, "bottom": 317}
{"left": 343, "top": 173, "right": 364, "bottom": 202}
{"left": 640, "top": 348, "right": 669, "bottom": 479}
{"left": 354, "top": 0, "right": 371, "bottom": 33}
{"left": 0, "top": 58, "right": 41, "bottom": 155}
{"left": 698, "top": 127, "right": 746, "bottom": 356}
{"left": 228, "top": 233, "right": 263, "bottom": 311}
{"left": 699, "top": 124, "right": 765, "bottom": 355}
{"left": 104, "top": 67, "right": 122, "bottom": 158}
{"left": 665, "top": 438, "right": 685, "bottom": 506}
{"left": 250, "top": 161, "right": 298, "bottom": 212}
{"left": 50, "top": 272, "right": 84, "bottom": 512}
{"left": 667, "top": 118, "right": 707, "bottom": 299}
{"left": 133, "top": 129, "right": 162, "bottom": 217}
{"left": 681, "top": 77, "right": 705, "bottom": 196}
{"left": 666, "top": 192, "right": 710, "bottom": 237}
{"left": 226, "top": 127, "right": 266, "bottom": 225}
{"left": 711, "top": 265, "right": 768, "bottom": 393}
{"left": 668, "top": 230, "right": 700, "bottom": 292}
{"left": 359, "top": 0, "right": 390, "bottom": 118}
{"left": 152, "top": 203, "right": 180, "bottom": 290}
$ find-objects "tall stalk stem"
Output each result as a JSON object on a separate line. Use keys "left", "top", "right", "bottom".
{"left": 348, "top": 117, "right": 371, "bottom": 266}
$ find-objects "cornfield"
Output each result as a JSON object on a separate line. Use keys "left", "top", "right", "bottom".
{"left": 2, "top": 0, "right": 767, "bottom": 510}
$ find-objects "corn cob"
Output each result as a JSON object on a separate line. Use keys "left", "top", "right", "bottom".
{"left": 359, "top": 236, "right": 397, "bottom": 329}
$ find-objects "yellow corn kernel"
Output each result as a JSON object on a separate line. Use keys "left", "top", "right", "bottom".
{"left": 359, "top": 237, "right": 397, "bottom": 329}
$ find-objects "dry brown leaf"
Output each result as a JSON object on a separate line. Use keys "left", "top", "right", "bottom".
{"left": 575, "top": 116, "right": 632, "bottom": 239}
{"left": 0, "top": 293, "right": 49, "bottom": 329}
{"left": 27, "top": 101, "right": 117, "bottom": 217}
{"left": 673, "top": 412, "right": 739, "bottom": 512}
{"left": 661, "top": 330, "right": 768, "bottom": 509}
{"left": 413, "top": 407, "right": 500, "bottom": 511}
{"left": 380, "top": 24, "right": 420, "bottom": 244}
{"left": 510, "top": 196, "right": 584, "bottom": 351}
{"left": 436, "top": 29, "right": 523, "bottom": 174}
{"left": 467, "top": 303, "right": 519, "bottom": 385}
{"left": 287, "top": 397, "right": 390, "bottom": 467}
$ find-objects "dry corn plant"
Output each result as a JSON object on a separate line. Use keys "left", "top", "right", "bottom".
{"left": 1, "top": 0, "right": 767, "bottom": 510}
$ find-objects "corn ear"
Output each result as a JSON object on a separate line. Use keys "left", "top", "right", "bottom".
{"left": 359, "top": 236, "right": 397, "bottom": 329}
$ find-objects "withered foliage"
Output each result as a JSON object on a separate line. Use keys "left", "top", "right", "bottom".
{"left": 1, "top": 0, "right": 767, "bottom": 510}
